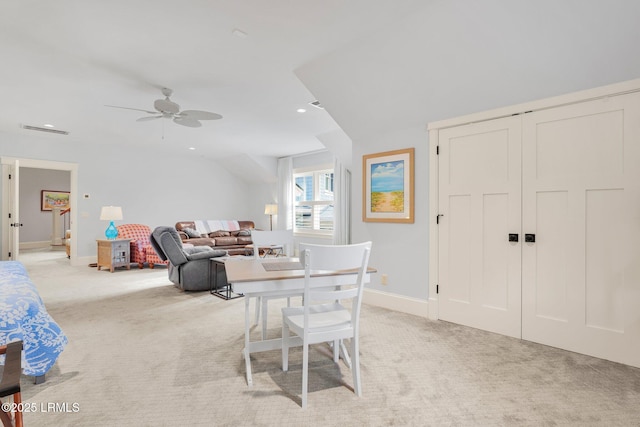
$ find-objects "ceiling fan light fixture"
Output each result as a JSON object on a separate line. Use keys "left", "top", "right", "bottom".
{"left": 154, "top": 98, "right": 180, "bottom": 114}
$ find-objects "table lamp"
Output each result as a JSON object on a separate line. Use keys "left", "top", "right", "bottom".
{"left": 100, "top": 206, "right": 123, "bottom": 240}
{"left": 264, "top": 204, "right": 277, "bottom": 231}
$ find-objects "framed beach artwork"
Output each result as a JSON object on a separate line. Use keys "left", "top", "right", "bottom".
{"left": 362, "top": 147, "right": 414, "bottom": 223}
{"left": 41, "top": 190, "right": 70, "bottom": 211}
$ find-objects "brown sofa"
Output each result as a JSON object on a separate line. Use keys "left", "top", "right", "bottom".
{"left": 175, "top": 220, "right": 255, "bottom": 256}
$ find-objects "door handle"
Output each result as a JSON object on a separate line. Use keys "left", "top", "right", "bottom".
{"left": 508, "top": 233, "right": 519, "bottom": 242}
{"left": 525, "top": 233, "right": 536, "bottom": 243}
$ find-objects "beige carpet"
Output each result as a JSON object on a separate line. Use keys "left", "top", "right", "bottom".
{"left": 14, "top": 249, "right": 640, "bottom": 426}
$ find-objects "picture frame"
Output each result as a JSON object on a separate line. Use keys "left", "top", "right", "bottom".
{"left": 41, "top": 190, "right": 70, "bottom": 212}
{"left": 363, "top": 147, "right": 414, "bottom": 223}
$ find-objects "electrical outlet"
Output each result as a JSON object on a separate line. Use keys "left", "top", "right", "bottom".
{"left": 381, "top": 274, "right": 388, "bottom": 285}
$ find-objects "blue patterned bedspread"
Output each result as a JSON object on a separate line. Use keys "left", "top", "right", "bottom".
{"left": 0, "top": 261, "right": 67, "bottom": 376}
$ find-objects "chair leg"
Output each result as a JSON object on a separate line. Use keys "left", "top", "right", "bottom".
{"left": 149, "top": 263, "right": 155, "bottom": 269}
{"left": 0, "top": 401, "right": 13, "bottom": 427}
{"left": 0, "top": 393, "right": 23, "bottom": 427}
{"left": 282, "top": 322, "right": 289, "bottom": 372}
{"left": 333, "top": 339, "right": 340, "bottom": 363}
{"left": 351, "top": 337, "right": 361, "bottom": 397}
{"left": 14, "top": 392, "right": 23, "bottom": 427}
{"left": 138, "top": 262, "right": 144, "bottom": 269}
{"left": 254, "top": 297, "right": 261, "bottom": 325}
{"left": 339, "top": 340, "right": 352, "bottom": 369}
{"left": 302, "top": 341, "right": 309, "bottom": 409}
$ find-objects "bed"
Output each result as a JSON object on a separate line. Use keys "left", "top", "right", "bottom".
{"left": 0, "top": 261, "right": 67, "bottom": 382}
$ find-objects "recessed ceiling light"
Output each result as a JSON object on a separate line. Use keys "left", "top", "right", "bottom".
{"left": 44, "top": 124, "right": 54, "bottom": 128}
{"left": 297, "top": 108, "right": 306, "bottom": 113}
{"left": 188, "top": 147, "right": 196, "bottom": 151}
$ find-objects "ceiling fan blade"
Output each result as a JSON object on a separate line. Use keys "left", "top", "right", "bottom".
{"left": 179, "top": 110, "right": 223, "bottom": 120}
{"left": 173, "top": 117, "right": 202, "bottom": 128}
{"left": 105, "top": 105, "right": 158, "bottom": 115}
{"left": 136, "top": 116, "right": 162, "bottom": 122}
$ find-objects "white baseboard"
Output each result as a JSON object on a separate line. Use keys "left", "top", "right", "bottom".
{"left": 363, "top": 288, "right": 429, "bottom": 318}
{"left": 428, "top": 297, "right": 438, "bottom": 320}
{"left": 19, "top": 241, "right": 51, "bottom": 250}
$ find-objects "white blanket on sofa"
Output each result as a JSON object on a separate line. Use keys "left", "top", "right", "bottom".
{"left": 193, "top": 220, "right": 240, "bottom": 234}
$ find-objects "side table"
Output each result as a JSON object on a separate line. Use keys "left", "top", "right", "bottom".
{"left": 209, "top": 257, "right": 245, "bottom": 300}
{"left": 97, "top": 239, "right": 131, "bottom": 272}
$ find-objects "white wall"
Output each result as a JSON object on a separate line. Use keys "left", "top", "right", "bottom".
{"left": 0, "top": 132, "right": 252, "bottom": 258}
{"left": 296, "top": 0, "right": 640, "bottom": 303}
{"left": 247, "top": 181, "right": 278, "bottom": 231}
{"left": 351, "top": 126, "right": 428, "bottom": 299}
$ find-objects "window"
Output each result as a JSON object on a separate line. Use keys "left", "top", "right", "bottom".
{"left": 294, "top": 167, "right": 334, "bottom": 235}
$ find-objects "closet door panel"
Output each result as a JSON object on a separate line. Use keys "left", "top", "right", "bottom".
{"left": 438, "top": 117, "right": 522, "bottom": 338}
{"left": 533, "top": 190, "right": 569, "bottom": 322}
{"left": 522, "top": 92, "right": 640, "bottom": 367}
{"left": 585, "top": 189, "right": 625, "bottom": 333}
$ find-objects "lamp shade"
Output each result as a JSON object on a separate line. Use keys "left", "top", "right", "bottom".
{"left": 264, "top": 204, "right": 278, "bottom": 215}
{"left": 100, "top": 206, "right": 123, "bottom": 221}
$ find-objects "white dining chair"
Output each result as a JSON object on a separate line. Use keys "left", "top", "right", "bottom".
{"left": 250, "top": 229, "right": 296, "bottom": 339}
{"left": 281, "top": 241, "right": 372, "bottom": 409}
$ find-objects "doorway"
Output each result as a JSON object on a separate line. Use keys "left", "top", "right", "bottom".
{"left": 1, "top": 157, "right": 78, "bottom": 263}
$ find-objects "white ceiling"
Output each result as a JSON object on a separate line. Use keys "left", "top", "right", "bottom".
{"left": 0, "top": 1, "right": 421, "bottom": 162}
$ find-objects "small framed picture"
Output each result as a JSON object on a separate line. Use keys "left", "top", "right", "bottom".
{"left": 363, "top": 148, "right": 414, "bottom": 223}
{"left": 41, "top": 190, "right": 70, "bottom": 211}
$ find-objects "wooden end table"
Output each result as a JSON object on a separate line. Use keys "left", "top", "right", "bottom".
{"left": 96, "top": 239, "right": 131, "bottom": 272}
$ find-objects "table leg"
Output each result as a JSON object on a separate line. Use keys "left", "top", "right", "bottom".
{"left": 244, "top": 295, "right": 253, "bottom": 386}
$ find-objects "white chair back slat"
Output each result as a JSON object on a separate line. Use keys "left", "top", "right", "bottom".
{"left": 310, "top": 287, "right": 357, "bottom": 302}
{"left": 250, "top": 230, "right": 294, "bottom": 259}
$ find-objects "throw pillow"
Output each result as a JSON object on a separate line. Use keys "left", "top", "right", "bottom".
{"left": 182, "top": 227, "right": 201, "bottom": 238}
{"left": 237, "top": 229, "right": 251, "bottom": 236}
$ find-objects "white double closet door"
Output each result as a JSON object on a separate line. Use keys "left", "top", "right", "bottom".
{"left": 437, "top": 91, "right": 640, "bottom": 367}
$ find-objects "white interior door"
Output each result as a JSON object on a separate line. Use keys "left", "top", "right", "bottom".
{"left": 521, "top": 92, "right": 640, "bottom": 367}
{"left": 438, "top": 117, "right": 522, "bottom": 338}
{"left": 9, "top": 159, "right": 19, "bottom": 260}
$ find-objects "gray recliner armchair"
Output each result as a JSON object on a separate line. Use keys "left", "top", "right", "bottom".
{"left": 150, "top": 226, "right": 227, "bottom": 291}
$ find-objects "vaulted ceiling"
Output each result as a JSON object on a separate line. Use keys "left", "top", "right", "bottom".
{"left": 0, "top": 1, "right": 421, "bottom": 163}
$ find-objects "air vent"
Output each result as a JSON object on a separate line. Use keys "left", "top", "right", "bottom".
{"left": 20, "top": 124, "right": 69, "bottom": 135}
{"left": 309, "top": 100, "right": 324, "bottom": 109}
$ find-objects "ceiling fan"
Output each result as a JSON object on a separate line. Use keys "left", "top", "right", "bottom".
{"left": 106, "top": 88, "right": 222, "bottom": 128}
